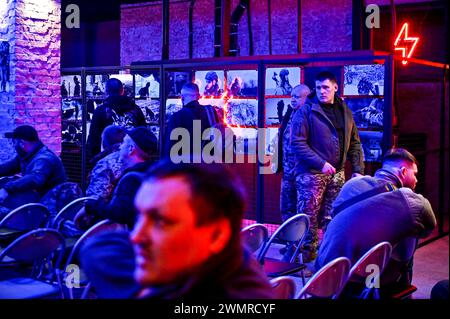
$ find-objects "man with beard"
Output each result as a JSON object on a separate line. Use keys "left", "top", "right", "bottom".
{"left": 0, "top": 125, "right": 67, "bottom": 217}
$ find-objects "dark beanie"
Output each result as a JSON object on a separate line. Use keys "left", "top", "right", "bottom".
{"left": 127, "top": 127, "right": 158, "bottom": 156}
{"left": 4, "top": 125, "right": 39, "bottom": 142}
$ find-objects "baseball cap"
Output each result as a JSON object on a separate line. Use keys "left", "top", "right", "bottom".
{"left": 127, "top": 127, "right": 158, "bottom": 156}
{"left": 4, "top": 125, "right": 39, "bottom": 142}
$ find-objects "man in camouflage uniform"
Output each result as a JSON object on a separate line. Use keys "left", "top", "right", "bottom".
{"left": 290, "top": 71, "right": 364, "bottom": 262}
{"left": 274, "top": 84, "right": 311, "bottom": 222}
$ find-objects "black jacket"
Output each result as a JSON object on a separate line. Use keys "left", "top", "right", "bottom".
{"left": 87, "top": 95, "right": 146, "bottom": 157}
{"left": 85, "top": 160, "right": 153, "bottom": 228}
{"left": 0, "top": 142, "right": 67, "bottom": 197}
{"left": 290, "top": 94, "right": 364, "bottom": 175}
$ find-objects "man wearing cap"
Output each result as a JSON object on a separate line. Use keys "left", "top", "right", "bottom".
{"left": 0, "top": 125, "right": 67, "bottom": 216}
{"left": 74, "top": 127, "right": 158, "bottom": 229}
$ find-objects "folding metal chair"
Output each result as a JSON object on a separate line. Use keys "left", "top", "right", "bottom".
{"left": 270, "top": 276, "right": 297, "bottom": 299}
{"left": 49, "top": 196, "right": 97, "bottom": 229}
{"left": 297, "top": 257, "right": 351, "bottom": 299}
{"left": 344, "top": 241, "right": 392, "bottom": 299}
{"left": 62, "top": 219, "right": 126, "bottom": 299}
{"left": 257, "top": 214, "right": 310, "bottom": 285}
{"left": 0, "top": 203, "right": 49, "bottom": 244}
{"left": 241, "top": 223, "right": 268, "bottom": 254}
{"left": 0, "top": 228, "right": 66, "bottom": 299}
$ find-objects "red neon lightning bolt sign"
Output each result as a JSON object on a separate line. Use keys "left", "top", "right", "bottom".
{"left": 394, "top": 23, "right": 419, "bottom": 65}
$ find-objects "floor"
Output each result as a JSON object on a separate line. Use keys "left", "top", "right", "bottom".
{"left": 264, "top": 234, "right": 449, "bottom": 299}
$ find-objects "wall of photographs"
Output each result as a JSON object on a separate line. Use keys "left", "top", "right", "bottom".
{"left": 61, "top": 53, "right": 391, "bottom": 224}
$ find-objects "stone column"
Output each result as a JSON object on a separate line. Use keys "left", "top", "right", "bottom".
{"left": 0, "top": 0, "right": 61, "bottom": 162}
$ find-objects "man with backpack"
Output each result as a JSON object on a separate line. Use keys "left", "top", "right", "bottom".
{"left": 163, "top": 82, "right": 226, "bottom": 163}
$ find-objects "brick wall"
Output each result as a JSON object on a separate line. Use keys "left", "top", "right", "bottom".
{"left": 120, "top": 0, "right": 353, "bottom": 63}
{"left": 0, "top": 0, "right": 61, "bottom": 162}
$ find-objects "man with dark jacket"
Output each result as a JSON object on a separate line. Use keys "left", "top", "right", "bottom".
{"left": 80, "top": 162, "right": 275, "bottom": 299}
{"left": 290, "top": 71, "right": 364, "bottom": 262}
{"left": 87, "top": 78, "right": 146, "bottom": 158}
{"left": 316, "top": 148, "right": 436, "bottom": 296}
{"left": 163, "top": 82, "right": 220, "bottom": 163}
{"left": 75, "top": 127, "right": 157, "bottom": 229}
{"left": 0, "top": 125, "right": 67, "bottom": 217}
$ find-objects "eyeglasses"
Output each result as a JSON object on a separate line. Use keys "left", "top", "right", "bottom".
{"left": 291, "top": 95, "right": 300, "bottom": 99}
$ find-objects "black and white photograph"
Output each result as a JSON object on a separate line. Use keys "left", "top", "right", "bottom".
{"left": 265, "top": 67, "right": 300, "bottom": 96}
{"left": 61, "top": 74, "right": 82, "bottom": 98}
{"left": 359, "top": 130, "right": 384, "bottom": 162}
{"left": 135, "top": 99, "right": 160, "bottom": 125}
{"left": 165, "top": 98, "right": 183, "bottom": 123}
{"left": 135, "top": 72, "right": 160, "bottom": 99}
{"left": 346, "top": 97, "right": 384, "bottom": 129}
{"left": 148, "top": 125, "right": 160, "bottom": 142}
{"left": 225, "top": 99, "right": 258, "bottom": 127}
{"left": 61, "top": 98, "right": 82, "bottom": 121}
{"left": 265, "top": 98, "right": 292, "bottom": 127}
{"left": 343, "top": 64, "right": 385, "bottom": 96}
{"left": 264, "top": 127, "right": 279, "bottom": 155}
{"left": 226, "top": 70, "right": 258, "bottom": 97}
{"left": 166, "top": 71, "right": 191, "bottom": 97}
{"left": 194, "top": 70, "right": 225, "bottom": 97}
{"left": 61, "top": 121, "right": 82, "bottom": 146}
{"left": 303, "top": 66, "right": 342, "bottom": 94}
{"left": 85, "top": 74, "right": 109, "bottom": 98}
{"left": 232, "top": 127, "right": 258, "bottom": 155}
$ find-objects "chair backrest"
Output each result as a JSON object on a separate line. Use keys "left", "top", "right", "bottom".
{"left": 64, "top": 219, "right": 126, "bottom": 269}
{"left": 348, "top": 241, "right": 393, "bottom": 283}
{"left": 0, "top": 228, "right": 65, "bottom": 269}
{"left": 49, "top": 196, "right": 97, "bottom": 228}
{"left": 297, "top": 257, "right": 351, "bottom": 299}
{"left": 270, "top": 276, "right": 297, "bottom": 299}
{"left": 241, "top": 223, "right": 269, "bottom": 254}
{"left": 257, "top": 214, "right": 309, "bottom": 263}
{"left": 0, "top": 203, "right": 49, "bottom": 231}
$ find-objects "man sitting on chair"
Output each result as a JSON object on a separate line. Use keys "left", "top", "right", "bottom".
{"left": 0, "top": 125, "right": 67, "bottom": 218}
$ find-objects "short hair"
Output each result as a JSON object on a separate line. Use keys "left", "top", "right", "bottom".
{"left": 105, "top": 78, "right": 124, "bottom": 95}
{"left": 292, "top": 84, "right": 311, "bottom": 96}
{"left": 144, "top": 161, "right": 245, "bottom": 236}
{"left": 101, "top": 125, "right": 126, "bottom": 151}
{"left": 181, "top": 82, "right": 200, "bottom": 95}
{"left": 382, "top": 148, "right": 418, "bottom": 167}
{"left": 316, "top": 71, "right": 338, "bottom": 84}
{"left": 205, "top": 71, "right": 218, "bottom": 82}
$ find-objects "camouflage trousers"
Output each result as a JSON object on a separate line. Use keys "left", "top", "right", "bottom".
{"left": 280, "top": 172, "right": 298, "bottom": 223}
{"left": 296, "top": 170, "right": 345, "bottom": 261}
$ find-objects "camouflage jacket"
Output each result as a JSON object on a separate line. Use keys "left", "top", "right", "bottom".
{"left": 86, "top": 151, "right": 123, "bottom": 201}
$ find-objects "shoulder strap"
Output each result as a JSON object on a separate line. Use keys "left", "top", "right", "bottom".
{"left": 332, "top": 182, "right": 397, "bottom": 216}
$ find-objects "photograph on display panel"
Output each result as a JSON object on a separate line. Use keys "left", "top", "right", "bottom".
{"left": 264, "top": 127, "right": 279, "bottom": 156}
{"left": 166, "top": 71, "right": 191, "bottom": 97}
{"left": 85, "top": 74, "right": 109, "bottom": 99}
{"left": 62, "top": 98, "right": 82, "bottom": 121}
{"left": 343, "top": 64, "right": 384, "bottom": 96}
{"left": 345, "top": 97, "right": 384, "bottom": 130}
{"left": 225, "top": 99, "right": 258, "bottom": 127}
{"left": 359, "top": 131, "right": 383, "bottom": 162}
{"left": 265, "top": 98, "right": 292, "bottom": 127}
{"left": 135, "top": 99, "right": 160, "bottom": 125}
{"left": 165, "top": 98, "right": 183, "bottom": 123}
{"left": 194, "top": 70, "right": 225, "bottom": 97}
{"left": 226, "top": 70, "right": 258, "bottom": 97}
{"left": 135, "top": 72, "right": 160, "bottom": 98}
{"left": 61, "top": 75, "right": 82, "bottom": 98}
{"left": 199, "top": 98, "right": 226, "bottom": 122}
{"left": 265, "top": 67, "right": 300, "bottom": 96}
{"left": 231, "top": 128, "right": 258, "bottom": 155}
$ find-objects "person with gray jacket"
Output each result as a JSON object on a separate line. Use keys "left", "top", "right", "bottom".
{"left": 316, "top": 148, "right": 436, "bottom": 297}
{"left": 290, "top": 71, "right": 364, "bottom": 262}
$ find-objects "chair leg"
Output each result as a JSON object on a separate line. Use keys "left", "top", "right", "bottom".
{"left": 301, "top": 270, "right": 306, "bottom": 286}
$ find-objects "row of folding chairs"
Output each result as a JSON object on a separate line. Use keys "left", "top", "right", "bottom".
{"left": 242, "top": 217, "right": 417, "bottom": 299}
{"left": 0, "top": 219, "right": 126, "bottom": 299}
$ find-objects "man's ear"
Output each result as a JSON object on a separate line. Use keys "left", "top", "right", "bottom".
{"left": 208, "top": 218, "right": 231, "bottom": 254}
{"left": 400, "top": 166, "right": 408, "bottom": 178}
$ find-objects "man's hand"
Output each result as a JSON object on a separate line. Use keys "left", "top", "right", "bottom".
{"left": 321, "top": 162, "right": 336, "bottom": 175}
{"left": 351, "top": 173, "right": 364, "bottom": 178}
{"left": 0, "top": 188, "right": 9, "bottom": 203}
{"left": 73, "top": 207, "right": 93, "bottom": 230}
